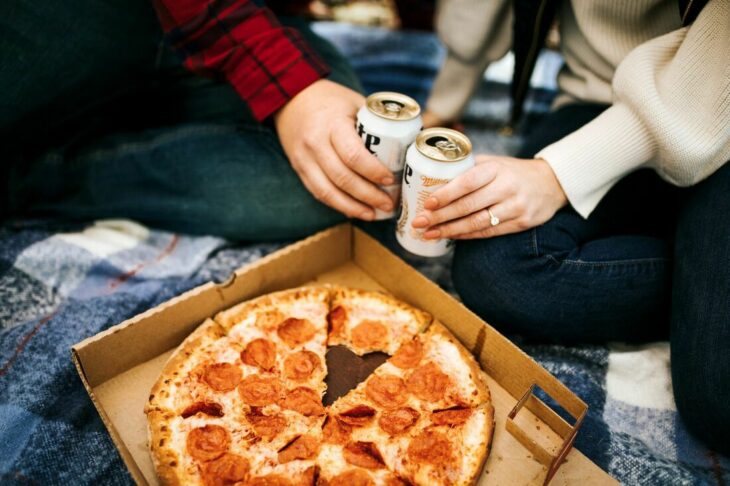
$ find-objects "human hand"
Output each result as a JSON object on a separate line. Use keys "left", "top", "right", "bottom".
{"left": 411, "top": 155, "right": 567, "bottom": 239}
{"left": 274, "top": 79, "right": 394, "bottom": 220}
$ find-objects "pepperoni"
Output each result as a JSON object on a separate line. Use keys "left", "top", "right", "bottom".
{"left": 187, "top": 425, "right": 229, "bottom": 462}
{"left": 277, "top": 318, "right": 317, "bottom": 347}
{"left": 181, "top": 401, "right": 224, "bottom": 419}
{"left": 329, "top": 469, "right": 375, "bottom": 486}
{"left": 390, "top": 339, "right": 423, "bottom": 369}
{"left": 351, "top": 320, "right": 389, "bottom": 350}
{"left": 405, "top": 362, "right": 451, "bottom": 402}
{"left": 431, "top": 407, "right": 472, "bottom": 426}
{"left": 327, "top": 306, "right": 347, "bottom": 337}
{"left": 301, "top": 466, "right": 319, "bottom": 486}
{"left": 201, "top": 453, "right": 249, "bottom": 486}
{"left": 278, "top": 435, "right": 320, "bottom": 463}
{"left": 378, "top": 407, "right": 419, "bottom": 435}
{"left": 238, "top": 375, "right": 283, "bottom": 406}
{"left": 365, "top": 375, "right": 408, "bottom": 409}
{"left": 283, "top": 350, "right": 321, "bottom": 381}
{"left": 281, "top": 387, "right": 325, "bottom": 416}
{"left": 384, "top": 476, "right": 410, "bottom": 486}
{"left": 343, "top": 441, "right": 386, "bottom": 469}
{"left": 407, "top": 430, "right": 453, "bottom": 466}
{"left": 203, "top": 363, "right": 242, "bottom": 392}
{"left": 246, "top": 411, "right": 287, "bottom": 440}
{"left": 322, "top": 416, "right": 352, "bottom": 445}
{"left": 241, "top": 338, "right": 277, "bottom": 371}
{"left": 247, "top": 474, "right": 291, "bottom": 486}
{"left": 337, "top": 405, "right": 376, "bottom": 427}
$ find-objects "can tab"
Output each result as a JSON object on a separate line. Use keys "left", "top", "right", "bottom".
{"left": 434, "top": 140, "right": 461, "bottom": 158}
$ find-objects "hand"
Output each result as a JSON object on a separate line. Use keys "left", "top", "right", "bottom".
{"left": 274, "top": 79, "right": 394, "bottom": 220}
{"left": 411, "top": 155, "right": 567, "bottom": 239}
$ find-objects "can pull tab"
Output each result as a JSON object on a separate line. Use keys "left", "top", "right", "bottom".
{"left": 435, "top": 140, "right": 460, "bottom": 158}
{"left": 383, "top": 101, "right": 403, "bottom": 115}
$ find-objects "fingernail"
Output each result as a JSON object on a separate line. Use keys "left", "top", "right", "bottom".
{"left": 381, "top": 176, "right": 394, "bottom": 185}
{"left": 424, "top": 229, "right": 441, "bottom": 239}
{"left": 424, "top": 197, "right": 438, "bottom": 210}
{"left": 360, "top": 210, "right": 375, "bottom": 221}
{"left": 412, "top": 216, "right": 428, "bottom": 228}
{"left": 379, "top": 201, "right": 393, "bottom": 212}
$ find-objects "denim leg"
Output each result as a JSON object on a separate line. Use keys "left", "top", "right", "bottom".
{"left": 452, "top": 104, "right": 677, "bottom": 343}
{"left": 670, "top": 162, "right": 730, "bottom": 455}
{"left": 7, "top": 14, "right": 359, "bottom": 238}
{"left": 11, "top": 122, "right": 344, "bottom": 241}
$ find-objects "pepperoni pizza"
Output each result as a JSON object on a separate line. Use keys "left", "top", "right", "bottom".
{"left": 145, "top": 286, "right": 494, "bottom": 485}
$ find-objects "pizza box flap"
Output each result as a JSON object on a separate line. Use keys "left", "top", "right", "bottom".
{"left": 72, "top": 223, "right": 617, "bottom": 485}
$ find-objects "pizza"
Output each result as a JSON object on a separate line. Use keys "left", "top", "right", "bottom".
{"left": 145, "top": 286, "right": 494, "bottom": 486}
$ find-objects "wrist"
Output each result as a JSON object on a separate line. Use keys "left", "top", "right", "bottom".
{"left": 535, "top": 158, "right": 568, "bottom": 208}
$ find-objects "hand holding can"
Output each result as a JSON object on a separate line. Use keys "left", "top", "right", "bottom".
{"left": 356, "top": 92, "right": 422, "bottom": 220}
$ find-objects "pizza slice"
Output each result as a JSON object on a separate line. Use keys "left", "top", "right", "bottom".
{"left": 324, "top": 322, "right": 494, "bottom": 485}
{"left": 327, "top": 286, "right": 432, "bottom": 355}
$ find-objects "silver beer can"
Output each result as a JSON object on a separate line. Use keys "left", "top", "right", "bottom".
{"left": 396, "top": 128, "right": 475, "bottom": 257}
{"left": 356, "top": 92, "right": 422, "bottom": 220}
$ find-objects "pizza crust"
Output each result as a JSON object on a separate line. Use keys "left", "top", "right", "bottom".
{"left": 147, "top": 408, "right": 182, "bottom": 486}
{"left": 425, "top": 322, "right": 491, "bottom": 405}
{"left": 146, "top": 318, "right": 226, "bottom": 413}
{"left": 214, "top": 286, "right": 330, "bottom": 331}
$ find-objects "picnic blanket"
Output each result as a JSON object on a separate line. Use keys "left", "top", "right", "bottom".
{"left": 1, "top": 22, "right": 729, "bottom": 486}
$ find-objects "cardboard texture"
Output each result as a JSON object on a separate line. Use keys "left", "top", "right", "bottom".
{"left": 72, "top": 224, "right": 617, "bottom": 485}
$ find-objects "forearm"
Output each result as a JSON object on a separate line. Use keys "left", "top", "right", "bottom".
{"left": 537, "top": 0, "right": 730, "bottom": 218}
{"left": 151, "top": 0, "right": 329, "bottom": 121}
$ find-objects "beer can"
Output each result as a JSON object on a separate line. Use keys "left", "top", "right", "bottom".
{"left": 356, "top": 92, "right": 422, "bottom": 220}
{"left": 396, "top": 128, "right": 475, "bottom": 257}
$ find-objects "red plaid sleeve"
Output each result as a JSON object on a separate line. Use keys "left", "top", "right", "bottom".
{"left": 152, "top": 0, "right": 331, "bottom": 120}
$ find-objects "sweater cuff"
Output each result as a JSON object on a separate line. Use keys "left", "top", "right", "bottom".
{"left": 535, "top": 103, "right": 655, "bottom": 218}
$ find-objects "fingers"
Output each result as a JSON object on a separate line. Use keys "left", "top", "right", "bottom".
{"left": 330, "top": 122, "right": 394, "bottom": 185}
{"left": 412, "top": 182, "right": 505, "bottom": 228}
{"left": 310, "top": 143, "right": 394, "bottom": 212}
{"left": 423, "top": 163, "right": 498, "bottom": 211}
{"left": 423, "top": 201, "right": 519, "bottom": 240}
{"left": 293, "top": 152, "right": 375, "bottom": 220}
{"left": 453, "top": 219, "right": 527, "bottom": 239}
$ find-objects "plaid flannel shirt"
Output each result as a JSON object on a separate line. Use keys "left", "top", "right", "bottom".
{"left": 152, "top": 0, "right": 330, "bottom": 121}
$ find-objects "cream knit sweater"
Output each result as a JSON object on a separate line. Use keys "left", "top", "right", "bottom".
{"left": 427, "top": 0, "right": 730, "bottom": 218}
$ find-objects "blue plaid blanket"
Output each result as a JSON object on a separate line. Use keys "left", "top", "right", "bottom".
{"left": 0, "top": 220, "right": 727, "bottom": 485}
{"left": 1, "top": 21, "right": 728, "bottom": 486}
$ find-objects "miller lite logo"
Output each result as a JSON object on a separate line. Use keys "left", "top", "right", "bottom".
{"left": 357, "top": 122, "right": 380, "bottom": 155}
{"left": 404, "top": 163, "right": 413, "bottom": 186}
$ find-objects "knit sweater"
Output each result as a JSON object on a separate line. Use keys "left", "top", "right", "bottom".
{"left": 427, "top": 0, "right": 730, "bottom": 218}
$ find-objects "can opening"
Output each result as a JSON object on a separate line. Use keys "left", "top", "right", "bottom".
{"left": 383, "top": 100, "right": 404, "bottom": 115}
{"left": 426, "top": 136, "right": 460, "bottom": 158}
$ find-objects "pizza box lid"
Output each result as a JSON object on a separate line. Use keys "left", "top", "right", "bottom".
{"left": 71, "top": 223, "right": 617, "bottom": 485}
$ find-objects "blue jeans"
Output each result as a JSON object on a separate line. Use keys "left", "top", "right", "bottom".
{"left": 3, "top": 1, "right": 355, "bottom": 240}
{"left": 452, "top": 103, "right": 730, "bottom": 455}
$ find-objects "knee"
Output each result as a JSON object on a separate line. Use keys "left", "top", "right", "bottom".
{"left": 452, "top": 233, "right": 545, "bottom": 336}
{"left": 671, "top": 346, "right": 730, "bottom": 455}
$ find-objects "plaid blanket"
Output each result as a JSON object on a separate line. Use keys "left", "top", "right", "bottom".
{"left": 0, "top": 219, "right": 728, "bottom": 485}
{"left": 1, "top": 21, "right": 728, "bottom": 486}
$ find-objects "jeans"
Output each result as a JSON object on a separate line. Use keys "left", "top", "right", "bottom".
{"left": 2, "top": 0, "right": 359, "bottom": 240}
{"left": 452, "top": 103, "right": 730, "bottom": 455}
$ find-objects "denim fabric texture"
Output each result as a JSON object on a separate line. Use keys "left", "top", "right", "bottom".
{"left": 5, "top": 14, "right": 354, "bottom": 241}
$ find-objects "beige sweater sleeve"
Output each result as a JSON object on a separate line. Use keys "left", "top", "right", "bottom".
{"left": 426, "top": 0, "right": 512, "bottom": 121}
{"left": 537, "top": 0, "right": 730, "bottom": 218}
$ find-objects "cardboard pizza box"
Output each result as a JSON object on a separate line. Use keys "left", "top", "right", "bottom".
{"left": 72, "top": 223, "right": 617, "bottom": 485}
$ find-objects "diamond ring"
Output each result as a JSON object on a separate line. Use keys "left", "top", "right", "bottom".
{"left": 487, "top": 209, "right": 500, "bottom": 226}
